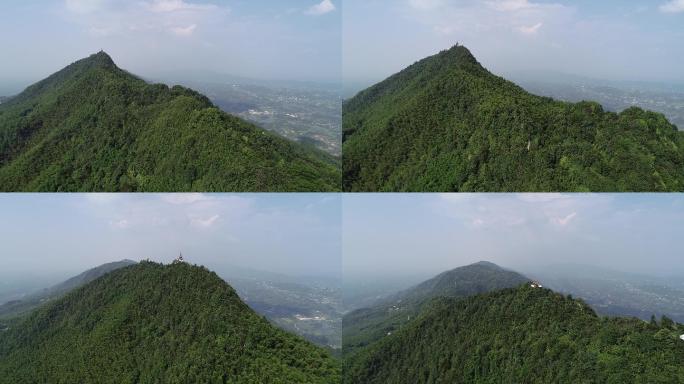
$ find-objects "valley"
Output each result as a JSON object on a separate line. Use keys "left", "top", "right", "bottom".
{"left": 531, "top": 266, "right": 684, "bottom": 323}
{"left": 171, "top": 81, "right": 342, "bottom": 156}
{"left": 223, "top": 275, "right": 342, "bottom": 350}
{"left": 513, "top": 78, "right": 684, "bottom": 130}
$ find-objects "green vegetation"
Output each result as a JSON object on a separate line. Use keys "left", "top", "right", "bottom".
{"left": 343, "top": 45, "right": 684, "bottom": 192}
{"left": 0, "top": 260, "right": 136, "bottom": 319}
{"left": 343, "top": 262, "right": 528, "bottom": 357}
{"left": 0, "top": 52, "right": 340, "bottom": 191}
{"left": 0, "top": 261, "right": 340, "bottom": 383}
{"left": 345, "top": 285, "right": 684, "bottom": 383}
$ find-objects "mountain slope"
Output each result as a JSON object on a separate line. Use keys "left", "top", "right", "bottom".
{"left": 343, "top": 45, "right": 684, "bottom": 192}
{"left": 0, "top": 52, "right": 340, "bottom": 192}
{"left": 0, "top": 260, "right": 136, "bottom": 319}
{"left": 0, "top": 261, "right": 340, "bottom": 383}
{"left": 342, "top": 262, "right": 528, "bottom": 356}
{"left": 345, "top": 285, "right": 684, "bottom": 383}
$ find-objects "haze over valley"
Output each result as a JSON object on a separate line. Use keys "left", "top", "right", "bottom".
{"left": 344, "top": 194, "right": 684, "bottom": 319}
{"left": 155, "top": 76, "right": 342, "bottom": 156}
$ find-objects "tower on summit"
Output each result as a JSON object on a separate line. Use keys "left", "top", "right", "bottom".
{"left": 173, "top": 252, "right": 185, "bottom": 264}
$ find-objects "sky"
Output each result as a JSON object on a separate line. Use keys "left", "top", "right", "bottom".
{"left": 0, "top": 0, "right": 340, "bottom": 95}
{"left": 343, "top": 194, "right": 684, "bottom": 280}
{"left": 0, "top": 193, "right": 341, "bottom": 281}
{"left": 344, "top": 0, "right": 684, "bottom": 90}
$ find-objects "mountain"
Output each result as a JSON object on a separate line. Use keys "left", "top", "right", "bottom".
{"left": 0, "top": 52, "right": 340, "bottom": 192}
{"left": 530, "top": 265, "right": 684, "bottom": 323}
{"left": 342, "top": 44, "right": 684, "bottom": 192}
{"left": 394, "top": 261, "right": 529, "bottom": 303}
{"left": 345, "top": 285, "right": 684, "bottom": 383}
{"left": 0, "top": 260, "right": 136, "bottom": 319}
{"left": 155, "top": 78, "right": 343, "bottom": 156}
{"left": 0, "top": 261, "right": 340, "bottom": 383}
{"left": 508, "top": 75, "right": 684, "bottom": 131}
{"left": 342, "top": 262, "right": 528, "bottom": 356}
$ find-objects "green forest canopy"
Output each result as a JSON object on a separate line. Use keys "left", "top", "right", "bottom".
{"left": 345, "top": 285, "right": 684, "bottom": 383}
{"left": 0, "top": 52, "right": 341, "bottom": 192}
{"left": 0, "top": 261, "right": 340, "bottom": 384}
{"left": 343, "top": 261, "right": 529, "bottom": 357}
{"left": 343, "top": 45, "right": 684, "bottom": 192}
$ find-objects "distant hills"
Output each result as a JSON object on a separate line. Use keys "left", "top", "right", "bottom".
{"left": 345, "top": 285, "right": 684, "bottom": 383}
{"left": 342, "top": 262, "right": 529, "bottom": 357}
{"left": 0, "top": 52, "right": 340, "bottom": 192}
{"left": 530, "top": 264, "right": 684, "bottom": 323}
{"left": 343, "top": 44, "right": 684, "bottom": 192}
{"left": 0, "top": 261, "right": 340, "bottom": 383}
{"left": 343, "top": 262, "right": 684, "bottom": 383}
{"left": 0, "top": 260, "right": 135, "bottom": 319}
{"left": 508, "top": 72, "right": 684, "bottom": 131}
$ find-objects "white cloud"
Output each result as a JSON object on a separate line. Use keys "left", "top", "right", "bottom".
{"left": 409, "top": 0, "right": 445, "bottom": 10}
{"left": 517, "top": 22, "right": 543, "bottom": 35}
{"left": 170, "top": 24, "right": 197, "bottom": 36}
{"left": 660, "top": 0, "right": 684, "bottom": 13}
{"left": 65, "top": 0, "right": 105, "bottom": 14}
{"left": 488, "top": 0, "right": 536, "bottom": 12}
{"left": 516, "top": 193, "right": 568, "bottom": 203}
{"left": 110, "top": 219, "right": 130, "bottom": 229}
{"left": 190, "top": 214, "right": 220, "bottom": 228}
{"left": 147, "top": 0, "right": 217, "bottom": 13}
{"left": 161, "top": 194, "right": 212, "bottom": 205}
{"left": 62, "top": 0, "right": 222, "bottom": 39}
{"left": 435, "top": 194, "right": 606, "bottom": 232}
{"left": 396, "top": 0, "right": 568, "bottom": 45}
{"left": 84, "top": 193, "right": 122, "bottom": 204}
{"left": 306, "top": 0, "right": 336, "bottom": 15}
{"left": 84, "top": 194, "right": 252, "bottom": 233}
{"left": 551, "top": 212, "right": 577, "bottom": 226}
{"left": 439, "top": 193, "right": 476, "bottom": 203}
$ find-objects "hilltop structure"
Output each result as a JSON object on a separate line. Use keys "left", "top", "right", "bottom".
{"left": 173, "top": 253, "right": 185, "bottom": 264}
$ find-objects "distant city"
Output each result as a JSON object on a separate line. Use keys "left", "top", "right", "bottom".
{"left": 510, "top": 75, "right": 684, "bottom": 130}
{"left": 162, "top": 79, "right": 342, "bottom": 156}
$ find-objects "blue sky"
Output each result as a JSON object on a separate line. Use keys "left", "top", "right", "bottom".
{"left": 0, "top": 193, "right": 341, "bottom": 279}
{"left": 344, "top": 0, "right": 684, "bottom": 86}
{"left": 0, "top": 0, "right": 340, "bottom": 94}
{"left": 343, "top": 194, "right": 684, "bottom": 279}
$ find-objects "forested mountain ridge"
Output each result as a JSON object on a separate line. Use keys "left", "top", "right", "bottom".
{"left": 0, "top": 261, "right": 340, "bottom": 383}
{"left": 342, "top": 262, "right": 528, "bottom": 357}
{"left": 0, "top": 259, "right": 136, "bottom": 319}
{"left": 345, "top": 285, "right": 684, "bottom": 383}
{"left": 0, "top": 52, "right": 341, "bottom": 192}
{"left": 343, "top": 45, "right": 684, "bottom": 192}
{"left": 392, "top": 261, "right": 529, "bottom": 303}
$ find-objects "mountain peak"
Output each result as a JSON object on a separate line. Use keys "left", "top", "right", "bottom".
{"left": 83, "top": 50, "right": 116, "bottom": 68}
{"left": 439, "top": 44, "right": 480, "bottom": 67}
{"left": 396, "top": 262, "right": 529, "bottom": 304}
{"left": 471, "top": 260, "right": 500, "bottom": 268}
{"left": 0, "top": 261, "right": 340, "bottom": 382}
